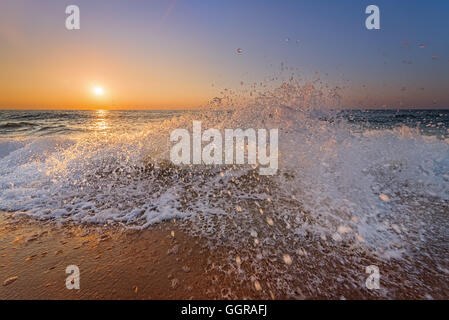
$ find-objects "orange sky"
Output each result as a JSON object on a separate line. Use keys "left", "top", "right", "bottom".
{"left": 0, "top": 33, "right": 215, "bottom": 110}
{"left": 1, "top": 1, "right": 448, "bottom": 110}
{"left": 0, "top": 1, "right": 222, "bottom": 110}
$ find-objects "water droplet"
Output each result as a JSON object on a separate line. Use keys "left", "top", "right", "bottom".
{"left": 337, "top": 225, "right": 352, "bottom": 234}
{"left": 391, "top": 224, "right": 401, "bottom": 234}
{"left": 355, "top": 233, "right": 365, "bottom": 242}
{"left": 283, "top": 254, "right": 292, "bottom": 265}
{"left": 332, "top": 233, "right": 342, "bottom": 242}
{"left": 235, "top": 256, "right": 242, "bottom": 265}
{"left": 237, "top": 48, "right": 243, "bottom": 54}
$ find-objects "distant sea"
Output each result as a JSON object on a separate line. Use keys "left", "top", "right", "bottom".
{"left": 0, "top": 109, "right": 448, "bottom": 138}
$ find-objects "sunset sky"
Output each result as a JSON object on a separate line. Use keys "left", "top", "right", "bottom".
{"left": 1, "top": 0, "right": 448, "bottom": 110}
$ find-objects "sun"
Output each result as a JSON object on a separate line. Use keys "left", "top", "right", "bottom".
{"left": 93, "top": 87, "right": 104, "bottom": 96}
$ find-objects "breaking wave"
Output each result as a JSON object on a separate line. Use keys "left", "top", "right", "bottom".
{"left": 1, "top": 80, "right": 448, "bottom": 298}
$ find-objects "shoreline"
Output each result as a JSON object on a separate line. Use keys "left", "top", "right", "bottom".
{"left": 1, "top": 213, "right": 448, "bottom": 299}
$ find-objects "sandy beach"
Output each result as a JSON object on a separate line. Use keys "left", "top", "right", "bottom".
{"left": 1, "top": 212, "right": 448, "bottom": 300}
{"left": 0, "top": 213, "right": 223, "bottom": 299}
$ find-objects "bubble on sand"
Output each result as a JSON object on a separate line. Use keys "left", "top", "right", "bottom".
{"left": 170, "top": 278, "right": 179, "bottom": 289}
{"left": 182, "top": 266, "right": 191, "bottom": 273}
{"left": 282, "top": 254, "right": 293, "bottom": 265}
{"left": 332, "top": 233, "right": 342, "bottom": 242}
{"left": 337, "top": 225, "right": 352, "bottom": 234}
{"left": 391, "top": 224, "right": 401, "bottom": 234}
{"left": 355, "top": 233, "right": 365, "bottom": 243}
{"left": 3, "top": 276, "right": 18, "bottom": 286}
{"left": 235, "top": 256, "right": 242, "bottom": 265}
{"left": 254, "top": 280, "right": 262, "bottom": 291}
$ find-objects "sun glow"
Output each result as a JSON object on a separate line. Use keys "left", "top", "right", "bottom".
{"left": 93, "top": 87, "right": 104, "bottom": 96}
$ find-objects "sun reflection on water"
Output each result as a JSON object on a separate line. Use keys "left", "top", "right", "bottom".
{"left": 94, "top": 109, "right": 109, "bottom": 132}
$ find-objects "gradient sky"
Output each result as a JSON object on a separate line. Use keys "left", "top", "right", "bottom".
{"left": 0, "top": 0, "right": 448, "bottom": 109}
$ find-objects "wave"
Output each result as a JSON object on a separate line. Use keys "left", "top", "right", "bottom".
{"left": 0, "top": 121, "right": 38, "bottom": 129}
{"left": 1, "top": 81, "right": 448, "bottom": 268}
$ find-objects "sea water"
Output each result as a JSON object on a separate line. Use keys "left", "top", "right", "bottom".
{"left": 0, "top": 83, "right": 448, "bottom": 298}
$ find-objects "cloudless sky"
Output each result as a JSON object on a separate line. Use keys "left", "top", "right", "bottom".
{"left": 0, "top": 0, "right": 448, "bottom": 109}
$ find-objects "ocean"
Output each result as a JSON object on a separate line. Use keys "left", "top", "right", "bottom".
{"left": 1, "top": 107, "right": 448, "bottom": 228}
{"left": 1, "top": 102, "right": 448, "bottom": 298}
{"left": 1, "top": 109, "right": 448, "bottom": 138}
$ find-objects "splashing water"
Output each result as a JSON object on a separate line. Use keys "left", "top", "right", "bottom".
{"left": 1, "top": 79, "right": 448, "bottom": 298}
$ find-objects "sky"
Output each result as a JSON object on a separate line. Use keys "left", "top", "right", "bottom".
{"left": 0, "top": 0, "right": 448, "bottom": 110}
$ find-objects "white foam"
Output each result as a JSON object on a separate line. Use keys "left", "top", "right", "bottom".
{"left": 0, "top": 82, "right": 448, "bottom": 259}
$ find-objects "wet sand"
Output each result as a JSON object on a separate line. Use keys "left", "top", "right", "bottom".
{"left": 1, "top": 213, "right": 448, "bottom": 300}
{"left": 0, "top": 213, "right": 225, "bottom": 299}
